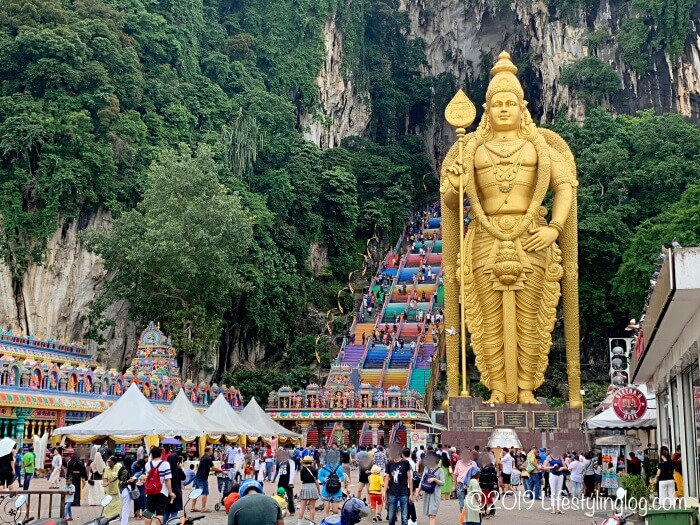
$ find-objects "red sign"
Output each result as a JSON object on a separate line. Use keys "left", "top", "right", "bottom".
{"left": 612, "top": 387, "right": 648, "bottom": 421}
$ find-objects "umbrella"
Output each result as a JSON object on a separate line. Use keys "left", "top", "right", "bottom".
{"left": 0, "top": 437, "right": 16, "bottom": 457}
{"left": 161, "top": 438, "right": 181, "bottom": 445}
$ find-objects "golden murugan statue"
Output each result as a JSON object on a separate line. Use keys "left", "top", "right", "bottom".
{"left": 440, "top": 51, "right": 582, "bottom": 407}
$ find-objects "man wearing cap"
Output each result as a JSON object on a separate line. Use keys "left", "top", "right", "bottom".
{"left": 228, "top": 479, "right": 284, "bottom": 525}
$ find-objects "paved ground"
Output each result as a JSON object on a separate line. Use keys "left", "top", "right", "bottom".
{"left": 5, "top": 473, "right": 624, "bottom": 525}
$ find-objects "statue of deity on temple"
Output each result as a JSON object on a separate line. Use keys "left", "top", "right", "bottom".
{"left": 440, "top": 51, "right": 582, "bottom": 407}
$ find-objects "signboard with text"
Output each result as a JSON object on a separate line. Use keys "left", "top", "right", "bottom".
{"left": 612, "top": 386, "right": 647, "bottom": 421}
{"left": 472, "top": 411, "right": 497, "bottom": 428}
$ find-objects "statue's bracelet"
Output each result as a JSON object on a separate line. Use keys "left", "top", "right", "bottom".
{"left": 549, "top": 221, "right": 563, "bottom": 234}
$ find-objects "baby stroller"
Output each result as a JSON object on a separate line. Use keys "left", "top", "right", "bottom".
{"left": 214, "top": 469, "right": 236, "bottom": 511}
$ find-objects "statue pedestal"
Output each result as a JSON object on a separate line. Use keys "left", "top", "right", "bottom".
{"left": 442, "top": 397, "right": 587, "bottom": 452}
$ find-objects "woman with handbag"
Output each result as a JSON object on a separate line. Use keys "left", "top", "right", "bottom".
{"left": 417, "top": 451, "right": 444, "bottom": 525}
{"left": 298, "top": 456, "right": 320, "bottom": 525}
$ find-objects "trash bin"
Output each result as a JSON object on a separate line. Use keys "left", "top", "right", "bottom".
{"left": 643, "top": 507, "right": 696, "bottom": 525}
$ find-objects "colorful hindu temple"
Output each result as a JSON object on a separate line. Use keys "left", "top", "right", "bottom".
{"left": 0, "top": 322, "right": 242, "bottom": 447}
{"left": 267, "top": 208, "right": 445, "bottom": 447}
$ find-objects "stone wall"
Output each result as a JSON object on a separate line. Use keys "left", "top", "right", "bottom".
{"left": 442, "top": 396, "right": 588, "bottom": 452}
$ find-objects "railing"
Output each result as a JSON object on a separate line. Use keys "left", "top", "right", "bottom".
{"left": 425, "top": 329, "right": 446, "bottom": 415}
{"left": 0, "top": 490, "right": 68, "bottom": 519}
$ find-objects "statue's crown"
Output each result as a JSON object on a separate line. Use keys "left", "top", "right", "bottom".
{"left": 486, "top": 51, "right": 524, "bottom": 103}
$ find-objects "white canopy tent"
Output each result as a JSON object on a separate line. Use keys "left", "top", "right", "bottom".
{"left": 203, "top": 394, "right": 264, "bottom": 441}
{"left": 241, "top": 397, "right": 301, "bottom": 442}
{"left": 53, "top": 383, "right": 200, "bottom": 442}
{"left": 164, "top": 390, "right": 229, "bottom": 441}
{"left": 584, "top": 385, "right": 657, "bottom": 430}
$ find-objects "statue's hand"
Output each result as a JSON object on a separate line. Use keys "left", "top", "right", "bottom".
{"left": 522, "top": 227, "right": 559, "bottom": 252}
{"left": 445, "top": 160, "right": 468, "bottom": 189}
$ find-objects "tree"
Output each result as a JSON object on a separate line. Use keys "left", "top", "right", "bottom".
{"left": 85, "top": 146, "right": 254, "bottom": 375}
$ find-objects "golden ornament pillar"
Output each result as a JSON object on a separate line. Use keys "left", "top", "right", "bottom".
{"left": 440, "top": 51, "right": 582, "bottom": 408}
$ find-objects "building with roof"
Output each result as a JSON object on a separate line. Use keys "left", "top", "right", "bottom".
{"left": 0, "top": 322, "right": 242, "bottom": 447}
{"left": 631, "top": 246, "right": 700, "bottom": 498}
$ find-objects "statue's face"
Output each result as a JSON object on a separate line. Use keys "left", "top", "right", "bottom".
{"left": 487, "top": 92, "right": 521, "bottom": 132}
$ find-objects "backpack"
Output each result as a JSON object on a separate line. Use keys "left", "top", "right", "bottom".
{"left": 420, "top": 468, "right": 438, "bottom": 494}
{"left": 324, "top": 465, "right": 341, "bottom": 494}
{"left": 145, "top": 461, "right": 163, "bottom": 496}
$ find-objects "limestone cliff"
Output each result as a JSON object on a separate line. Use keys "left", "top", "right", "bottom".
{"left": 300, "top": 14, "right": 371, "bottom": 149}
{"left": 0, "top": 209, "right": 137, "bottom": 370}
{"left": 400, "top": 0, "right": 700, "bottom": 164}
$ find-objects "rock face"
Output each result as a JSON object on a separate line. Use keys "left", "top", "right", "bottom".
{"left": 401, "top": 0, "right": 700, "bottom": 165}
{"left": 300, "top": 13, "right": 372, "bottom": 149}
{"left": 0, "top": 209, "right": 137, "bottom": 369}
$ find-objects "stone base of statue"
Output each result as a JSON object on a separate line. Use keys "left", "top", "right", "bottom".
{"left": 441, "top": 396, "right": 587, "bottom": 452}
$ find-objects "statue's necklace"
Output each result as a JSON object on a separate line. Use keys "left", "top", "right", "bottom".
{"left": 485, "top": 140, "right": 526, "bottom": 193}
{"left": 484, "top": 139, "right": 527, "bottom": 158}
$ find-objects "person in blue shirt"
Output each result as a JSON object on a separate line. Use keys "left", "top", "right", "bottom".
{"left": 318, "top": 450, "right": 345, "bottom": 517}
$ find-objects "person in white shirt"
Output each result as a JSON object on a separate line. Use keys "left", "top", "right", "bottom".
{"left": 500, "top": 448, "right": 514, "bottom": 494}
{"left": 234, "top": 449, "right": 245, "bottom": 483}
{"left": 144, "top": 447, "right": 173, "bottom": 525}
{"left": 568, "top": 455, "right": 586, "bottom": 499}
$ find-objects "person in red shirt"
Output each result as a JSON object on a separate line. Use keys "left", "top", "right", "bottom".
{"left": 223, "top": 483, "right": 240, "bottom": 513}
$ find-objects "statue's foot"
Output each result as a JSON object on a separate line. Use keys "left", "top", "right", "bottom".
{"left": 518, "top": 390, "right": 541, "bottom": 404}
{"left": 485, "top": 391, "right": 505, "bottom": 403}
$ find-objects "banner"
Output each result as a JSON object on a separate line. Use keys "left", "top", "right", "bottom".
{"left": 601, "top": 445, "right": 619, "bottom": 489}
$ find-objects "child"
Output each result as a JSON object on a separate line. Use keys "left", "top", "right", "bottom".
{"left": 272, "top": 487, "right": 289, "bottom": 517}
{"left": 65, "top": 479, "right": 75, "bottom": 521}
{"left": 368, "top": 465, "right": 384, "bottom": 523}
{"left": 462, "top": 471, "right": 481, "bottom": 525}
{"left": 223, "top": 483, "right": 240, "bottom": 514}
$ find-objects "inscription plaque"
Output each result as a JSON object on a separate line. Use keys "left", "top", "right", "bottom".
{"left": 533, "top": 411, "right": 559, "bottom": 429}
{"left": 502, "top": 411, "right": 528, "bottom": 428}
{"left": 472, "top": 411, "right": 497, "bottom": 428}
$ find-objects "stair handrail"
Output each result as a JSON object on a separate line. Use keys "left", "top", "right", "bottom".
{"left": 358, "top": 421, "right": 368, "bottom": 447}
{"left": 424, "top": 327, "right": 446, "bottom": 415}
{"left": 388, "top": 422, "right": 399, "bottom": 445}
{"left": 327, "top": 422, "right": 337, "bottom": 447}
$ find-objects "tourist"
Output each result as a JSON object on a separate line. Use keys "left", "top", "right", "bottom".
{"left": 462, "top": 470, "right": 482, "bottom": 525}
{"left": 0, "top": 445, "right": 14, "bottom": 490}
{"left": 568, "top": 454, "right": 586, "bottom": 499}
{"left": 582, "top": 452, "right": 595, "bottom": 497}
{"left": 384, "top": 446, "right": 413, "bottom": 525}
{"left": 341, "top": 446, "right": 352, "bottom": 490}
{"left": 319, "top": 449, "right": 345, "bottom": 516}
{"left": 273, "top": 449, "right": 295, "bottom": 515}
{"left": 262, "top": 445, "right": 275, "bottom": 480}
{"left": 163, "top": 455, "right": 186, "bottom": 524}
{"left": 192, "top": 445, "right": 222, "bottom": 512}
{"left": 132, "top": 460, "right": 147, "bottom": 520}
{"left": 65, "top": 478, "right": 75, "bottom": 521}
{"left": 401, "top": 448, "right": 418, "bottom": 525}
{"left": 440, "top": 453, "right": 453, "bottom": 501}
{"left": 479, "top": 453, "right": 498, "bottom": 517}
{"left": 524, "top": 447, "right": 541, "bottom": 501}
{"left": 452, "top": 452, "right": 476, "bottom": 512}
{"left": 656, "top": 446, "right": 676, "bottom": 505}
{"left": 374, "top": 446, "right": 387, "bottom": 474}
{"left": 117, "top": 457, "right": 135, "bottom": 525}
{"left": 499, "top": 448, "right": 514, "bottom": 494}
{"left": 355, "top": 447, "right": 372, "bottom": 500}
{"left": 627, "top": 452, "right": 642, "bottom": 476}
{"left": 67, "top": 454, "right": 88, "bottom": 507}
{"left": 137, "top": 445, "right": 145, "bottom": 462}
{"left": 417, "top": 451, "right": 444, "bottom": 525}
{"left": 298, "top": 456, "right": 319, "bottom": 525}
{"left": 102, "top": 456, "right": 123, "bottom": 518}
{"left": 272, "top": 488, "right": 289, "bottom": 517}
{"left": 368, "top": 464, "right": 384, "bottom": 522}
{"left": 86, "top": 454, "right": 106, "bottom": 506}
{"left": 543, "top": 448, "right": 566, "bottom": 514}
{"left": 227, "top": 479, "right": 284, "bottom": 525}
{"left": 49, "top": 448, "right": 63, "bottom": 489}
{"left": 12, "top": 449, "right": 21, "bottom": 488}
{"left": 672, "top": 445, "right": 683, "bottom": 497}
{"left": 21, "top": 445, "right": 35, "bottom": 490}
{"left": 144, "top": 446, "right": 174, "bottom": 525}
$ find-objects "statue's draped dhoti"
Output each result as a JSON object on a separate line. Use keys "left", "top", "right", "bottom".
{"left": 462, "top": 211, "right": 563, "bottom": 403}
